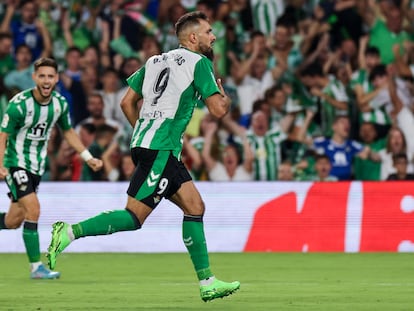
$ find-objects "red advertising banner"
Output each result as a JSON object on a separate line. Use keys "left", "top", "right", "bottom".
{"left": 244, "top": 182, "right": 414, "bottom": 252}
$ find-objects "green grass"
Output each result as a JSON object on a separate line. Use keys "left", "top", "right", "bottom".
{"left": 0, "top": 253, "right": 413, "bottom": 311}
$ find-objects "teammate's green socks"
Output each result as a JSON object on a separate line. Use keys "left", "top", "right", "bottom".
{"left": 23, "top": 221, "right": 41, "bottom": 263}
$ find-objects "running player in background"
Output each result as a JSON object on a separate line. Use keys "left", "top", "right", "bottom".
{"left": 0, "top": 57, "right": 103, "bottom": 279}
{"left": 47, "top": 11, "right": 240, "bottom": 301}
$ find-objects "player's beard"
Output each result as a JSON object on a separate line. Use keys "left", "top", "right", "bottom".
{"left": 36, "top": 85, "right": 53, "bottom": 103}
{"left": 199, "top": 43, "right": 214, "bottom": 61}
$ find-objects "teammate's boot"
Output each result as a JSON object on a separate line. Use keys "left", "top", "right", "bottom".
{"left": 200, "top": 278, "right": 240, "bottom": 302}
{"left": 47, "top": 221, "right": 72, "bottom": 270}
{"left": 30, "top": 264, "right": 60, "bottom": 279}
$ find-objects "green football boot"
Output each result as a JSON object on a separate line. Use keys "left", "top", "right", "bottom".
{"left": 200, "top": 278, "right": 240, "bottom": 302}
{"left": 47, "top": 221, "right": 72, "bottom": 270}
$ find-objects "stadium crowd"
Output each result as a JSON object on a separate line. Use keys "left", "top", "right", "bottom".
{"left": 1, "top": 0, "right": 414, "bottom": 182}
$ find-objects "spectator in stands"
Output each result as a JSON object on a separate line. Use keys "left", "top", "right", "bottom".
{"left": 370, "top": 126, "right": 414, "bottom": 180}
{"left": 228, "top": 43, "right": 274, "bottom": 121}
{"left": 245, "top": 110, "right": 294, "bottom": 181}
{"left": 311, "top": 154, "right": 338, "bottom": 182}
{"left": 299, "top": 62, "right": 349, "bottom": 138}
{"left": 366, "top": 1, "right": 413, "bottom": 65}
{"left": 119, "top": 151, "right": 135, "bottom": 181}
{"left": 60, "top": 65, "right": 99, "bottom": 125}
{"left": 196, "top": 0, "right": 228, "bottom": 77}
{"left": 0, "top": 32, "right": 15, "bottom": 77}
{"left": 202, "top": 118, "right": 254, "bottom": 181}
{"left": 71, "top": 123, "right": 97, "bottom": 181}
{"left": 299, "top": 112, "right": 371, "bottom": 181}
{"left": 64, "top": 47, "right": 83, "bottom": 82}
{"left": 81, "top": 124, "right": 118, "bottom": 181}
{"left": 0, "top": 0, "right": 51, "bottom": 60}
{"left": 386, "top": 153, "right": 414, "bottom": 180}
{"left": 101, "top": 140, "right": 122, "bottom": 182}
{"left": 77, "top": 92, "right": 124, "bottom": 142}
{"left": 98, "top": 68, "right": 128, "bottom": 128}
{"left": 353, "top": 121, "right": 386, "bottom": 181}
{"left": 277, "top": 160, "right": 295, "bottom": 181}
{"left": 3, "top": 44, "right": 34, "bottom": 93}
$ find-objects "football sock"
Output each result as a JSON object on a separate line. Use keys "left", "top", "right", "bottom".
{"left": 23, "top": 221, "right": 41, "bottom": 263}
{"left": 182, "top": 215, "right": 213, "bottom": 281}
{"left": 30, "top": 261, "right": 42, "bottom": 272}
{"left": 72, "top": 209, "right": 141, "bottom": 239}
{"left": 0, "top": 213, "right": 6, "bottom": 229}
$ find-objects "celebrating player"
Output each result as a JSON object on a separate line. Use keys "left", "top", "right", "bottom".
{"left": 0, "top": 57, "right": 103, "bottom": 279}
{"left": 47, "top": 11, "right": 240, "bottom": 301}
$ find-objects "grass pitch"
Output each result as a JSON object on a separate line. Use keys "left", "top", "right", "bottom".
{"left": 0, "top": 253, "right": 413, "bottom": 311}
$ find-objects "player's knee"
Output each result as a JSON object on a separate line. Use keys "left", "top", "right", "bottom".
{"left": 6, "top": 219, "right": 23, "bottom": 229}
{"left": 191, "top": 199, "right": 205, "bottom": 216}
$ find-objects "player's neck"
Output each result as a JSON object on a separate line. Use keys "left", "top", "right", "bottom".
{"left": 32, "top": 89, "right": 52, "bottom": 105}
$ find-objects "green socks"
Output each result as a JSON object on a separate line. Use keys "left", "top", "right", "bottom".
{"left": 72, "top": 209, "right": 141, "bottom": 239}
{"left": 23, "top": 221, "right": 41, "bottom": 263}
{"left": 182, "top": 215, "right": 213, "bottom": 280}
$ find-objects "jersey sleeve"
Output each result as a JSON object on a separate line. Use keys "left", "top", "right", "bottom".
{"left": 56, "top": 99, "right": 72, "bottom": 131}
{"left": 0, "top": 103, "right": 23, "bottom": 134}
{"left": 193, "top": 57, "right": 220, "bottom": 100}
{"left": 127, "top": 66, "right": 146, "bottom": 97}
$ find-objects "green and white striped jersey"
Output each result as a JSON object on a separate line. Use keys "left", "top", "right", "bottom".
{"left": 251, "top": 0, "right": 285, "bottom": 37}
{"left": 127, "top": 47, "right": 220, "bottom": 159}
{"left": 351, "top": 69, "right": 391, "bottom": 125}
{"left": 246, "top": 127, "right": 287, "bottom": 181}
{"left": 1, "top": 89, "right": 72, "bottom": 175}
{"left": 320, "top": 75, "right": 349, "bottom": 137}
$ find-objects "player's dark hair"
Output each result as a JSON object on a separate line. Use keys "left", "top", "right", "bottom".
{"left": 175, "top": 11, "right": 209, "bottom": 37}
{"left": 34, "top": 57, "right": 58, "bottom": 72}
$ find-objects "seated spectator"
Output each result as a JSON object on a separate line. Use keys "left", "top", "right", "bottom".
{"left": 386, "top": 153, "right": 414, "bottom": 181}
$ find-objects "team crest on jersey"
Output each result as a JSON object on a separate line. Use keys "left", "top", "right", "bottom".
{"left": 1, "top": 114, "right": 9, "bottom": 128}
